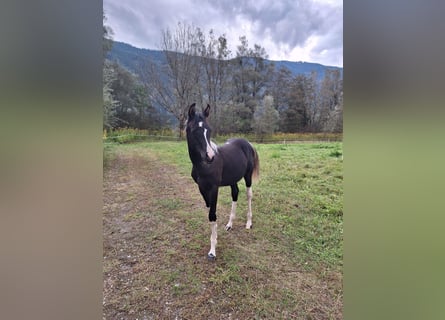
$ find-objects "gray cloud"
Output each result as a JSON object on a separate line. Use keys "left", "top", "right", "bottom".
{"left": 104, "top": 0, "right": 342, "bottom": 67}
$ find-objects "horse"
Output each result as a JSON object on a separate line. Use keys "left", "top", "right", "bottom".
{"left": 185, "top": 103, "right": 260, "bottom": 260}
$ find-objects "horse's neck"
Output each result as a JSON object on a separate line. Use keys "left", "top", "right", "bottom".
{"left": 187, "top": 144, "right": 203, "bottom": 166}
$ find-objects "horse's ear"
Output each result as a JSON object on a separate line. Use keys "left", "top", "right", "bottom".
{"left": 204, "top": 104, "right": 211, "bottom": 118}
{"left": 188, "top": 103, "right": 196, "bottom": 119}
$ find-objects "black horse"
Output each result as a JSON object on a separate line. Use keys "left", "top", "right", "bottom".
{"left": 186, "top": 103, "right": 259, "bottom": 260}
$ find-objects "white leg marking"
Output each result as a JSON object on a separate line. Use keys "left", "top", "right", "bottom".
{"left": 246, "top": 187, "right": 253, "bottom": 229}
{"left": 225, "top": 201, "right": 237, "bottom": 231}
{"left": 209, "top": 222, "right": 218, "bottom": 258}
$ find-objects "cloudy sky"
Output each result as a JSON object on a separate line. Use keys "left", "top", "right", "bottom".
{"left": 104, "top": 0, "right": 343, "bottom": 67}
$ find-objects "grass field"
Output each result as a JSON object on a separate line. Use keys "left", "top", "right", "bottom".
{"left": 103, "top": 140, "right": 343, "bottom": 319}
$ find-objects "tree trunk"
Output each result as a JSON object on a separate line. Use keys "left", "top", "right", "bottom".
{"left": 178, "top": 114, "right": 186, "bottom": 138}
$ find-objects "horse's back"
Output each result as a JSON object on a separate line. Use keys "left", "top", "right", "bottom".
{"left": 218, "top": 138, "right": 257, "bottom": 186}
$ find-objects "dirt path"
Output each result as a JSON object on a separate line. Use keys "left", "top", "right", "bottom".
{"left": 103, "top": 148, "right": 204, "bottom": 319}
{"left": 103, "top": 146, "right": 342, "bottom": 319}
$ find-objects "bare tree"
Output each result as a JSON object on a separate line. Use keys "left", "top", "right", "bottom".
{"left": 317, "top": 69, "right": 343, "bottom": 132}
{"left": 143, "top": 22, "right": 203, "bottom": 137}
{"left": 253, "top": 95, "right": 279, "bottom": 141}
{"left": 304, "top": 72, "right": 319, "bottom": 131}
{"left": 324, "top": 91, "right": 343, "bottom": 132}
{"left": 198, "top": 30, "right": 232, "bottom": 135}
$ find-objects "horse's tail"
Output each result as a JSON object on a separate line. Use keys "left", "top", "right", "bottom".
{"left": 252, "top": 146, "right": 260, "bottom": 182}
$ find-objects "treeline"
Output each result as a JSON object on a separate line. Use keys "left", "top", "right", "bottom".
{"left": 103, "top": 18, "right": 343, "bottom": 137}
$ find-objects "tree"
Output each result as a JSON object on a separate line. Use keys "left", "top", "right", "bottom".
{"left": 103, "top": 14, "right": 118, "bottom": 130}
{"left": 230, "top": 36, "right": 272, "bottom": 133}
{"left": 267, "top": 66, "right": 293, "bottom": 110}
{"left": 132, "top": 85, "right": 161, "bottom": 130}
{"left": 103, "top": 61, "right": 119, "bottom": 130}
{"left": 232, "top": 36, "right": 252, "bottom": 104}
{"left": 103, "top": 13, "right": 113, "bottom": 59}
{"left": 198, "top": 30, "right": 232, "bottom": 135}
{"left": 250, "top": 44, "right": 273, "bottom": 99}
{"left": 324, "top": 91, "right": 343, "bottom": 132}
{"left": 303, "top": 71, "right": 319, "bottom": 132}
{"left": 266, "top": 66, "right": 293, "bottom": 131}
{"left": 110, "top": 62, "right": 160, "bottom": 129}
{"left": 144, "top": 22, "right": 202, "bottom": 137}
{"left": 111, "top": 62, "right": 137, "bottom": 127}
{"left": 281, "top": 75, "right": 310, "bottom": 132}
{"left": 253, "top": 95, "right": 279, "bottom": 141}
{"left": 316, "top": 69, "right": 343, "bottom": 132}
{"left": 218, "top": 102, "right": 246, "bottom": 134}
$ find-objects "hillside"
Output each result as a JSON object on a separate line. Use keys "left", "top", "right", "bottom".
{"left": 107, "top": 41, "right": 342, "bottom": 82}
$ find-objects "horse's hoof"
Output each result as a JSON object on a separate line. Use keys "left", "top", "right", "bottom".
{"left": 225, "top": 225, "right": 232, "bottom": 231}
{"left": 246, "top": 224, "right": 252, "bottom": 229}
{"left": 207, "top": 253, "right": 216, "bottom": 261}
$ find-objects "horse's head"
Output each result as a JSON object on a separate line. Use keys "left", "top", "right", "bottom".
{"left": 186, "top": 103, "right": 217, "bottom": 163}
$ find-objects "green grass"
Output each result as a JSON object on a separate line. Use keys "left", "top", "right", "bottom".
{"left": 254, "top": 142, "right": 343, "bottom": 270}
{"left": 103, "top": 140, "right": 343, "bottom": 318}
{"left": 105, "top": 140, "right": 343, "bottom": 271}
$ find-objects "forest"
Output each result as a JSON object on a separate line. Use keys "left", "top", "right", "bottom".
{"left": 103, "top": 18, "right": 343, "bottom": 137}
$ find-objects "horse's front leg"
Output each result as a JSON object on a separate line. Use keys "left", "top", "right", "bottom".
{"left": 199, "top": 184, "right": 210, "bottom": 208}
{"left": 191, "top": 167, "right": 198, "bottom": 184}
{"left": 207, "top": 185, "right": 218, "bottom": 260}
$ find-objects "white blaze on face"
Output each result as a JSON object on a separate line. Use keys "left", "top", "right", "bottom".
{"left": 203, "top": 128, "right": 216, "bottom": 160}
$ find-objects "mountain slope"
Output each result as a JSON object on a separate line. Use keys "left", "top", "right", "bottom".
{"left": 107, "top": 41, "right": 342, "bottom": 81}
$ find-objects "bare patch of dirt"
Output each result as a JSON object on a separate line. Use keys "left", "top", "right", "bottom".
{"left": 103, "top": 146, "right": 342, "bottom": 319}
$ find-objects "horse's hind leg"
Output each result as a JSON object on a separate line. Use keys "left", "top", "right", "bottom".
{"left": 244, "top": 174, "right": 253, "bottom": 229}
{"left": 225, "top": 184, "right": 239, "bottom": 231}
{"left": 246, "top": 186, "right": 253, "bottom": 229}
